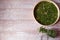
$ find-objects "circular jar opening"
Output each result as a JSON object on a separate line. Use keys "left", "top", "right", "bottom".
{"left": 34, "top": 0, "right": 59, "bottom": 26}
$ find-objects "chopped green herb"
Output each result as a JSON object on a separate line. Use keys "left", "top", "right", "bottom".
{"left": 39, "top": 27, "right": 57, "bottom": 38}
{"left": 47, "top": 30, "right": 57, "bottom": 38}
{"left": 39, "top": 27, "right": 47, "bottom": 33}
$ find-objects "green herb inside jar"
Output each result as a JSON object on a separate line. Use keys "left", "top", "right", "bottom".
{"left": 34, "top": 1, "right": 58, "bottom": 25}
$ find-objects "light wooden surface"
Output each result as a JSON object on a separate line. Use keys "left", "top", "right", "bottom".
{"left": 0, "top": 0, "right": 60, "bottom": 40}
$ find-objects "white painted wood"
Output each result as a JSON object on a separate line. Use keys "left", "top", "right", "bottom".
{"left": 0, "top": 0, "right": 60, "bottom": 40}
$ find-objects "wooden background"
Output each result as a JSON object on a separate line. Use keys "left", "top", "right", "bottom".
{"left": 0, "top": 0, "right": 60, "bottom": 40}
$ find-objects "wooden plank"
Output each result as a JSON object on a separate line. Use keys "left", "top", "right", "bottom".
{"left": 0, "top": 0, "right": 60, "bottom": 40}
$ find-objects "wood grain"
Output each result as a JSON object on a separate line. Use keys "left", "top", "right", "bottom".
{"left": 0, "top": 0, "right": 60, "bottom": 40}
